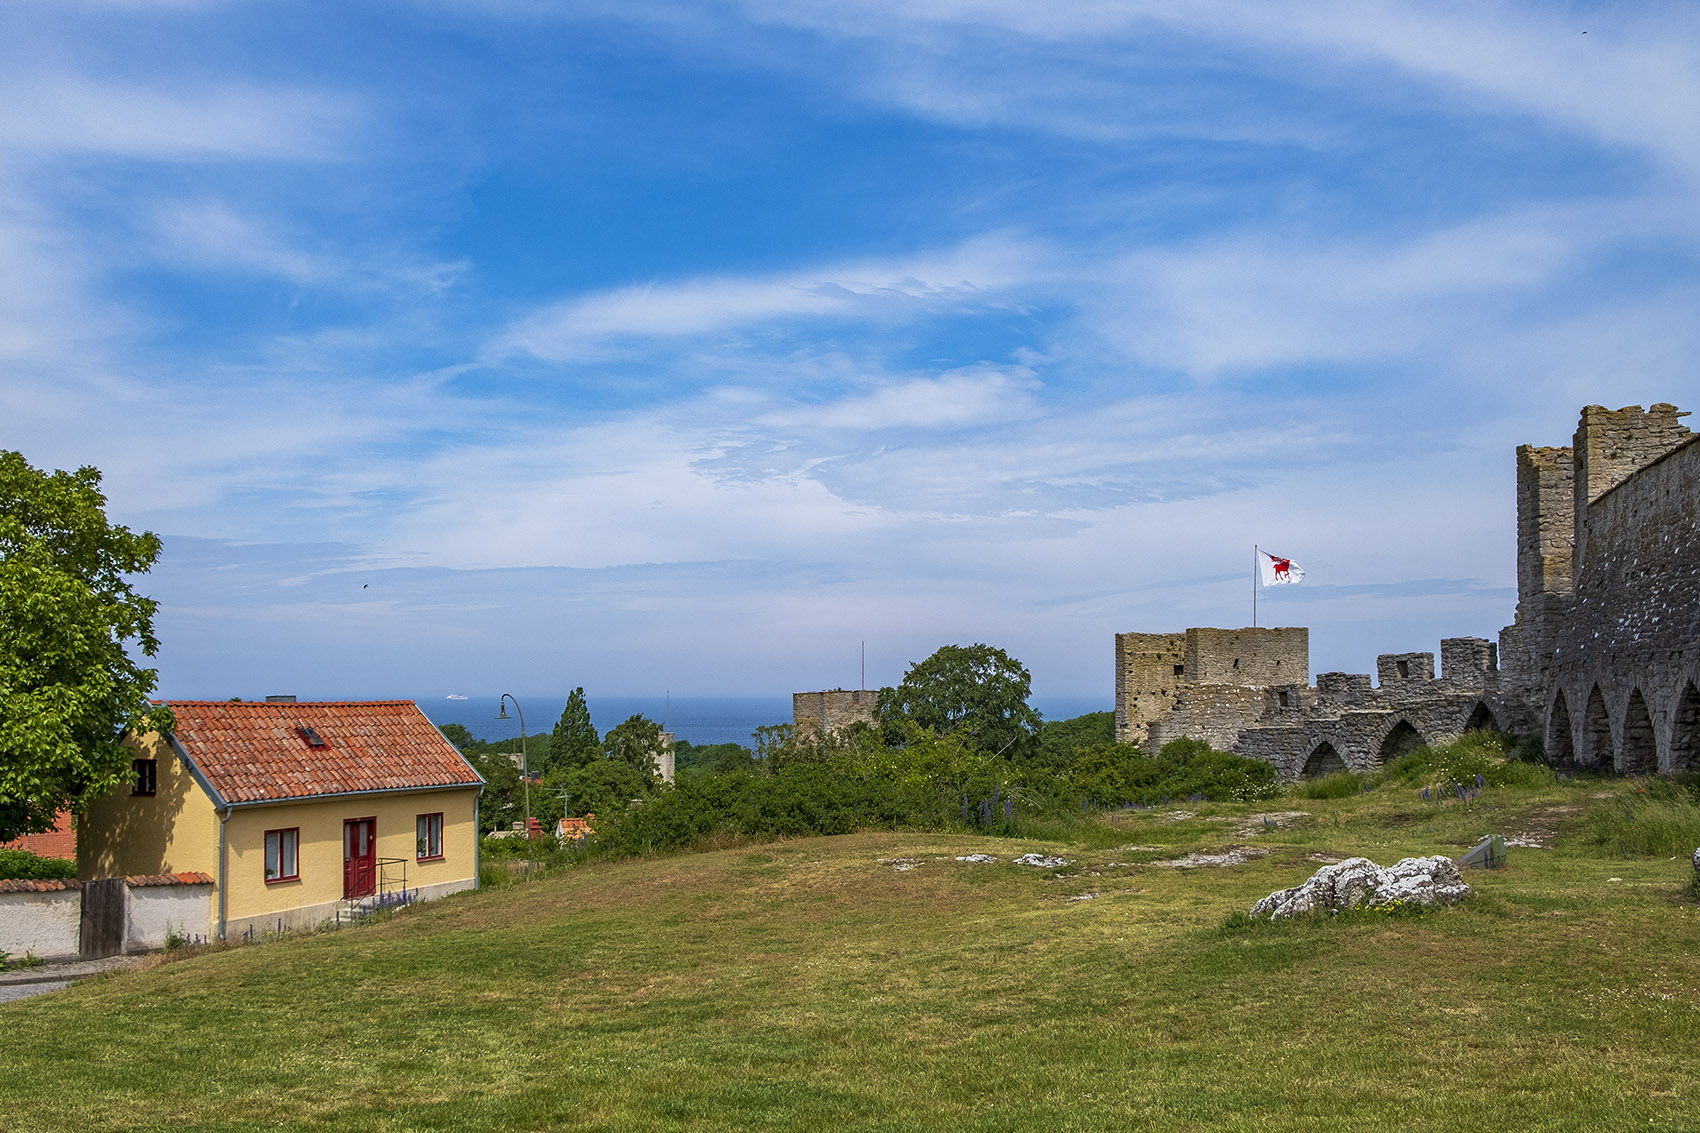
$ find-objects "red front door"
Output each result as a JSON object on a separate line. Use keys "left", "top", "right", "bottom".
{"left": 344, "top": 818, "right": 377, "bottom": 899}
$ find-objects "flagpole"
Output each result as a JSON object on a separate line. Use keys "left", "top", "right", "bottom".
{"left": 1252, "top": 545, "right": 1258, "bottom": 629}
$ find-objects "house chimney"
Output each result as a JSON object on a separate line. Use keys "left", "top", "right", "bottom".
{"left": 265, "top": 695, "right": 298, "bottom": 704}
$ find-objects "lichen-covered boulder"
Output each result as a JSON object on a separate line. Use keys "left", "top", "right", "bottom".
{"left": 1250, "top": 856, "right": 1470, "bottom": 920}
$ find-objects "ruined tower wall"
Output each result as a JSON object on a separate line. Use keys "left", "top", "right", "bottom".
{"left": 792, "top": 689, "right": 878, "bottom": 738}
{"left": 1115, "top": 628, "right": 1308, "bottom": 747}
{"left": 1114, "top": 632, "right": 1186, "bottom": 744}
{"left": 1501, "top": 443, "right": 1577, "bottom": 716}
{"left": 1440, "top": 637, "right": 1498, "bottom": 690}
{"left": 1505, "top": 403, "right": 1700, "bottom": 773}
{"left": 1183, "top": 627, "right": 1308, "bottom": 686}
{"left": 1516, "top": 444, "right": 1576, "bottom": 612}
{"left": 1145, "top": 685, "right": 1275, "bottom": 755}
{"left": 1572, "top": 403, "right": 1692, "bottom": 578}
{"left": 1548, "top": 434, "right": 1700, "bottom": 771}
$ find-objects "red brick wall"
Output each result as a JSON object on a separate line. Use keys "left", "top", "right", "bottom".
{"left": 1, "top": 810, "right": 75, "bottom": 860}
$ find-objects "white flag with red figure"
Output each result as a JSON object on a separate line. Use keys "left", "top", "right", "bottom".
{"left": 1258, "top": 550, "right": 1305, "bottom": 586}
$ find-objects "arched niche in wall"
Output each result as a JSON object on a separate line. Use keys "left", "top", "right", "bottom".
{"left": 1377, "top": 719, "right": 1425, "bottom": 765}
{"left": 1464, "top": 701, "right": 1499, "bottom": 734}
{"left": 1302, "top": 742, "right": 1347, "bottom": 778}
{"left": 1620, "top": 689, "right": 1657, "bottom": 775}
{"left": 1581, "top": 685, "right": 1613, "bottom": 771}
{"left": 1548, "top": 691, "right": 1575, "bottom": 769}
{"left": 1669, "top": 683, "right": 1700, "bottom": 774}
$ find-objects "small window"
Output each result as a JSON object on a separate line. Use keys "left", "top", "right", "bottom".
{"left": 1233, "top": 658, "right": 1240, "bottom": 669}
{"left": 1173, "top": 664, "right": 1185, "bottom": 676}
{"left": 265, "top": 828, "right": 299, "bottom": 883}
{"left": 417, "top": 813, "right": 444, "bottom": 861}
{"left": 297, "top": 726, "right": 328, "bottom": 748}
{"left": 1396, "top": 660, "right": 1410, "bottom": 679}
{"left": 131, "top": 759, "right": 157, "bottom": 797}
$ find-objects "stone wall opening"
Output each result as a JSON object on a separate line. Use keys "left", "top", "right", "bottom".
{"left": 1302, "top": 742, "right": 1346, "bottom": 778}
{"left": 1377, "top": 720, "right": 1424, "bottom": 765}
{"left": 1548, "top": 691, "right": 1575, "bottom": 768}
{"left": 1581, "top": 686, "right": 1613, "bottom": 770}
{"left": 1621, "top": 689, "right": 1657, "bottom": 774}
{"left": 1670, "top": 683, "right": 1700, "bottom": 773}
{"left": 1464, "top": 702, "right": 1499, "bottom": 733}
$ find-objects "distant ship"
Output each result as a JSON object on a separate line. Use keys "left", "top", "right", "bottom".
{"left": 445, "top": 693, "right": 469, "bottom": 701}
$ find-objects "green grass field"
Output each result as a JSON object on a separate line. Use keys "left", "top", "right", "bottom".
{"left": 4, "top": 776, "right": 1699, "bottom": 1131}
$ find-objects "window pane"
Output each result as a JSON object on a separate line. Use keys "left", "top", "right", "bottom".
{"left": 265, "top": 831, "right": 280, "bottom": 879}
{"left": 282, "top": 831, "right": 297, "bottom": 879}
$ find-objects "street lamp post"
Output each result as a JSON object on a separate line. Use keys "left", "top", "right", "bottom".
{"left": 497, "top": 694, "right": 530, "bottom": 840}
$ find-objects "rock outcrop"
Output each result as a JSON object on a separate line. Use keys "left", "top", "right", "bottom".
{"left": 1250, "top": 855, "right": 1470, "bottom": 920}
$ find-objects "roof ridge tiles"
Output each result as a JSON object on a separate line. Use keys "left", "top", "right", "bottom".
{"left": 161, "top": 699, "right": 482, "bottom": 804}
{"left": 155, "top": 699, "right": 420, "bottom": 707}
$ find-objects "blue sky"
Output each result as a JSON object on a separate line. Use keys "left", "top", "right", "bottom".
{"left": 4, "top": 0, "right": 1699, "bottom": 702}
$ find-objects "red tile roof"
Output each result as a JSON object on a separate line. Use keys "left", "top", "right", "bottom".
{"left": 0, "top": 809, "right": 76, "bottom": 860}
{"left": 0, "top": 878, "right": 78, "bottom": 893}
{"left": 125, "top": 872, "right": 215, "bottom": 887}
{"left": 163, "top": 700, "right": 482, "bottom": 806}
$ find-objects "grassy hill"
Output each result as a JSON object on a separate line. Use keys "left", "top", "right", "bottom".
{"left": 3, "top": 774, "right": 1699, "bottom": 1131}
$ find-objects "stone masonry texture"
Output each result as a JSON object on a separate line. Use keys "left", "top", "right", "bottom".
{"left": 793, "top": 689, "right": 879, "bottom": 738}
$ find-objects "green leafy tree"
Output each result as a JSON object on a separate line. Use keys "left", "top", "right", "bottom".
{"left": 0, "top": 453, "right": 173, "bottom": 842}
{"left": 545, "top": 688, "right": 599, "bottom": 774}
{"left": 548, "top": 758, "right": 648, "bottom": 819}
{"left": 876, "top": 643, "right": 1042, "bottom": 760}
{"left": 1035, "top": 710, "right": 1116, "bottom": 773}
{"left": 672, "top": 739, "right": 756, "bottom": 777}
{"left": 437, "top": 722, "right": 476, "bottom": 751}
{"left": 466, "top": 749, "right": 522, "bottom": 834}
{"left": 604, "top": 714, "right": 668, "bottom": 785}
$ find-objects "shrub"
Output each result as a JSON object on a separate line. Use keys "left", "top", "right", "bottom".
{"left": 591, "top": 764, "right": 947, "bottom": 859}
{"left": 1375, "top": 732, "right": 1553, "bottom": 791}
{"left": 0, "top": 849, "right": 77, "bottom": 880}
{"left": 1067, "top": 738, "right": 1278, "bottom": 807}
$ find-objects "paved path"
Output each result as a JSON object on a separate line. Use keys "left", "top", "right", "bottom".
{"left": 0, "top": 954, "right": 147, "bottom": 1004}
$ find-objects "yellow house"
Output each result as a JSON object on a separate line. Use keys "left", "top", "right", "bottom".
{"left": 80, "top": 699, "right": 484, "bottom": 940}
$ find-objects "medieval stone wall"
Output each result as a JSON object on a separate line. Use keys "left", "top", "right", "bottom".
{"left": 1114, "top": 623, "right": 1515, "bottom": 781}
{"left": 1113, "top": 406, "right": 1700, "bottom": 783}
{"left": 792, "top": 689, "right": 878, "bottom": 738}
{"left": 1539, "top": 427, "right": 1700, "bottom": 773}
{"left": 1113, "top": 632, "right": 1187, "bottom": 744}
{"left": 1183, "top": 627, "right": 1309, "bottom": 686}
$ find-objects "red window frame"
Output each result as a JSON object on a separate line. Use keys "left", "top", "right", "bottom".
{"left": 265, "top": 827, "right": 299, "bottom": 884}
{"left": 131, "top": 758, "right": 157, "bottom": 797}
{"left": 417, "top": 812, "right": 444, "bottom": 861}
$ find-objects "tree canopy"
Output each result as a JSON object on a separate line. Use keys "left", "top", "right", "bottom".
{"left": 0, "top": 452, "right": 173, "bottom": 842}
{"left": 604, "top": 714, "right": 668, "bottom": 785}
{"left": 876, "top": 643, "right": 1042, "bottom": 760}
{"left": 545, "top": 687, "right": 599, "bottom": 775}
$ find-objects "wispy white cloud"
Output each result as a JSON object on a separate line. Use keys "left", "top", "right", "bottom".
{"left": 733, "top": 0, "right": 1700, "bottom": 177}
{"left": 488, "top": 233, "right": 1047, "bottom": 362}
{"left": 756, "top": 366, "right": 1040, "bottom": 431}
{"left": 0, "top": 74, "right": 359, "bottom": 163}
